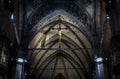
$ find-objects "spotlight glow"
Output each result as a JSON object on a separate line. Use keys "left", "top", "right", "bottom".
{"left": 10, "top": 14, "right": 14, "bottom": 20}
{"left": 106, "top": 14, "right": 110, "bottom": 20}
{"left": 96, "top": 57, "right": 103, "bottom": 63}
{"left": 17, "top": 58, "right": 24, "bottom": 63}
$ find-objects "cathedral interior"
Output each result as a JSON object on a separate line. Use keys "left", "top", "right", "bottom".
{"left": 0, "top": 0, "right": 120, "bottom": 79}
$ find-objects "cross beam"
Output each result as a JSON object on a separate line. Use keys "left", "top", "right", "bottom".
{"left": 52, "top": 23, "right": 67, "bottom": 48}
{"left": 28, "top": 48, "right": 93, "bottom": 50}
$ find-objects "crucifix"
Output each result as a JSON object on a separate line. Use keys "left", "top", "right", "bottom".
{"left": 52, "top": 23, "right": 67, "bottom": 48}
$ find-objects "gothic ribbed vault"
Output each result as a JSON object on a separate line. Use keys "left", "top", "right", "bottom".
{"left": 27, "top": 2, "right": 94, "bottom": 78}
{"left": 1, "top": 0, "right": 119, "bottom": 79}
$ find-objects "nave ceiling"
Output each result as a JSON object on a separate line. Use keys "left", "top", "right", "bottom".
{"left": 26, "top": 0, "right": 95, "bottom": 79}
{"left": 0, "top": 0, "right": 104, "bottom": 79}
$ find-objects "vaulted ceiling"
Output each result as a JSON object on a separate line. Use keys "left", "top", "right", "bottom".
{"left": 1, "top": 0, "right": 119, "bottom": 79}
{"left": 26, "top": 0, "right": 94, "bottom": 79}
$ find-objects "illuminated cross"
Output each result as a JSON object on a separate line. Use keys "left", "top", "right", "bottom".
{"left": 52, "top": 23, "right": 67, "bottom": 48}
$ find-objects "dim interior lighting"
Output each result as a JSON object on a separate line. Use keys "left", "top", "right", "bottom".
{"left": 109, "top": 1, "right": 111, "bottom": 3}
{"left": 25, "top": 73, "right": 27, "bottom": 76}
{"left": 11, "top": 58, "right": 14, "bottom": 61}
{"left": 95, "top": 57, "right": 103, "bottom": 63}
{"left": 105, "top": 58, "right": 108, "bottom": 60}
{"left": 10, "top": 14, "right": 14, "bottom": 20}
{"left": 17, "top": 58, "right": 24, "bottom": 63}
{"left": 109, "top": 1, "right": 112, "bottom": 3}
{"left": 9, "top": 1, "right": 11, "bottom": 3}
{"left": 106, "top": 16, "right": 110, "bottom": 20}
{"left": 24, "top": 60, "right": 27, "bottom": 63}
{"left": 106, "top": 14, "right": 110, "bottom": 20}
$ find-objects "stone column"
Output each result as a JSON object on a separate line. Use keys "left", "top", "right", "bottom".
{"left": 95, "top": 57, "right": 104, "bottom": 79}
{"left": 95, "top": 56, "right": 112, "bottom": 79}
{"left": 11, "top": 47, "right": 27, "bottom": 79}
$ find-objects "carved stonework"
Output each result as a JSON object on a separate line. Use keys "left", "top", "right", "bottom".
{"left": 0, "top": 47, "right": 8, "bottom": 66}
{"left": 0, "top": 36, "right": 9, "bottom": 67}
{"left": 27, "top": 1, "right": 92, "bottom": 34}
